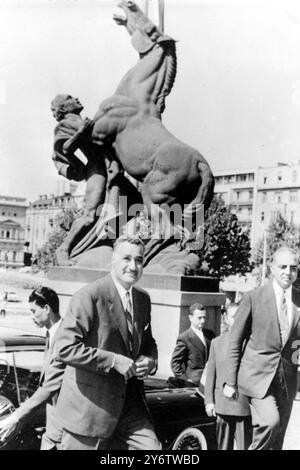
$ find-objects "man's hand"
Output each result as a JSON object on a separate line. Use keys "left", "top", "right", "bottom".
{"left": 205, "top": 403, "right": 216, "bottom": 417}
{"left": 223, "top": 384, "right": 239, "bottom": 400}
{"left": 0, "top": 413, "right": 21, "bottom": 443}
{"left": 113, "top": 354, "right": 136, "bottom": 381}
{"left": 135, "top": 355, "right": 155, "bottom": 380}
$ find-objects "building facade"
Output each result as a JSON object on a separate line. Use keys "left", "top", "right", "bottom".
{"left": 214, "top": 161, "right": 300, "bottom": 248}
{"left": 214, "top": 169, "right": 256, "bottom": 233}
{"left": 252, "top": 162, "right": 300, "bottom": 244}
{"left": 26, "top": 193, "right": 77, "bottom": 257}
{"left": 0, "top": 196, "right": 28, "bottom": 268}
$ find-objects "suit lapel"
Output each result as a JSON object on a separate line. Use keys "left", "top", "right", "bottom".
{"left": 39, "top": 336, "right": 52, "bottom": 385}
{"left": 262, "top": 281, "right": 282, "bottom": 346}
{"left": 188, "top": 328, "right": 207, "bottom": 356}
{"left": 39, "top": 323, "right": 62, "bottom": 385}
{"left": 291, "top": 287, "right": 300, "bottom": 333}
{"left": 132, "top": 287, "right": 144, "bottom": 359}
{"left": 104, "top": 275, "right": 130, "bottom": 355}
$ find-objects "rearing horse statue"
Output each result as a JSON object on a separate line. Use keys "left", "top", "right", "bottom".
{"left": 62, "top": 0, "right": 214, "bottom": 264}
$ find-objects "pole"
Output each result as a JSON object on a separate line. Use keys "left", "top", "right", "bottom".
{"left": 158, "top": 0, "right": 164, "bottom": 32}
{"left": 142, "top": 0, "right": 164, "bottom": 32}
{"left": 261, "top": 230, "right": 267, "bottom": 286}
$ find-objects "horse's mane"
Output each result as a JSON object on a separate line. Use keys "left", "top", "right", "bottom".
{"left": 155, "top": 41, "right": 177, "bottom": 114}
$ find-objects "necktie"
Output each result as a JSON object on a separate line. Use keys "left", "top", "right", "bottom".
{"left": 279, "top": 290, "right": 289, "bottom": 345}
{"left": 45, "top": 330, "right": 50, "bottom": 352}
{"left": 125, "top": 291, "right": 134, "bottom": 354}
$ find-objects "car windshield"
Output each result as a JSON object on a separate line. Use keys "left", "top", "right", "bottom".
{"left": 0, "top": 350, "right": 44, "bottom": 372}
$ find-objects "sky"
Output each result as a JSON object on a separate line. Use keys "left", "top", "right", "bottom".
{"left": 1, "top": 0, "right": 300, "bottom": 201}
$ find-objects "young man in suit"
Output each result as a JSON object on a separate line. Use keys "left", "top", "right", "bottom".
{"left": 0, "top": 287, "right": 64, "bottom": 450}
{"left": 205, "top": 304, "right": 252, "bottom": 450}
{"left": 54, "top": 235, "right": 160, "bottom": 450}
{"left": 224, "top": 246, "right": 300, "bottom": 450}
{"left": 170, "top": 303, "right": 215, "bottom": 385}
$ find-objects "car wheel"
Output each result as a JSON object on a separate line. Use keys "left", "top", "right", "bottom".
{"left": 172, "top": 427, "right": 208, "bottom": 450}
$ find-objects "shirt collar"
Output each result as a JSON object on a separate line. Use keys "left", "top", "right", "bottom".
{"left": 48, "top": 318, "right": 62, "bottom": 345}
{"left": 272, "top": 279, "right": 292, "bottom": 298}
{"left": 111, "top": 273, "right": 133, "bottom": 303}
{"left": 191, "top": 325, "right": 204, "bottom": 336}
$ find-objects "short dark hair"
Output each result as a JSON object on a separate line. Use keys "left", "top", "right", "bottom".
{"left": 189, "top": 303, "right": 206, "bottom": 315}
{"left": 113, "top": 235, "right": 145, "bottom": 253}
{"left": 29, "top": 287, "right": 60, "bottom": 316}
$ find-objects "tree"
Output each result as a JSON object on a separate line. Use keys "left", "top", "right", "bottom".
{"left": 35, "top": 208, "right": 83, "bottom": 272}
{"left": 196, "top": 195, "right": 253, "bottom": 278}
{"left": 252, "top": 212, "right": 300, "bottom": 280}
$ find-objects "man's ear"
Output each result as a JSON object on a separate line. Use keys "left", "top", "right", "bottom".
{"left": 56, "top": 105, "right": 66, "bottom": 121}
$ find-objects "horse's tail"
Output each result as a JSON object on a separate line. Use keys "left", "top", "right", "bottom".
{"left": 155, "top": 40, "right": 177, "bottom": 114}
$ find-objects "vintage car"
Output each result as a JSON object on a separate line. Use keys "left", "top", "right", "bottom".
{"left": 0, "top": 292, "right": 30, "bottom": 318}
{"left": 0, "top": 328, "right": 217, "bottom": 450}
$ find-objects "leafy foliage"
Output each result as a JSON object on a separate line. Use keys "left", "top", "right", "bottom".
{"left": 35, "top": 208, "right": 82, "bottom": 272}
{"left": 196, "top": 195, "right": 253, "bottom": 278}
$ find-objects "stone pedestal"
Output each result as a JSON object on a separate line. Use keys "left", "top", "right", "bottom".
{"left": 46, "top": 267, "right": 225, "bottom": 377}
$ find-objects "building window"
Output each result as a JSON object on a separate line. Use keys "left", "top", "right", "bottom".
{"left": 249, "top": 190, "right": 253, "bottom": 200}
{"left": 248, "top": 207, "right": 252, "bottom": 217}
{"left": 248, "top": 173, "right": 254, "bottom": 181}
{"left": 275, "top": 192, "right": 282, "bottom": 203}
{"left": 277, "top": 173, "right": 282, "bottom": 182}
{"left": 290, "top": 212, "right": 295, "bottom": 223}
{"left": 2, "top": 212, "right": 5, "bottom": 216}
{"left": 289, "top": 190, "right": 298, "bottom": 203}
{"left": 263, "top": 176, "right": 267, "bottom": 184}
{"left": 14, "top": 213, "right": 17, "bottom": 217}
{"left": 236, "top": 191, "right": 240, "bottom": 200}
{"left": 236, "top": 174, "right": 247, "bottom": 182}
{"left": 6, "top": 231, "right": 10, "bottom": 238}
{"left": 292, "top": 170, "right": 297, "bottom": 183}
{"left": 13, "top": 252, "right": 16, "bottom": 262}
{"left": 262, "top": 192, "right": 267, "bottom": 203}
{"left": 261, "top": 212, "right": 265, "bottom": 221}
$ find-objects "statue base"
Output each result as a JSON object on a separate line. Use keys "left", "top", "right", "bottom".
{"left": 46, "top": 267, "right": 225, "bottom": 377}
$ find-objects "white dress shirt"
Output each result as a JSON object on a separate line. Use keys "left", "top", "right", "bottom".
{"left": 191, "top": 325, "right": 207, "bottom": 348}
{"left": 111, "top": 274, "right": 134, "bottom": 320}
{"left": 48, "top": 318, "right": 62, "bottom": 349}
{"left": 272, "top": 279, "right": 293, "bottom": 330}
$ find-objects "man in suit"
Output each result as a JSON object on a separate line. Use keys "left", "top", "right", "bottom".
{"left": 0, "top": 287, "right": 64, "bottom": 450}
{"left": 205, "top": 303, "right": 252, "bottom": 450}
{"left": 170, "top": 303, "right": 215, "bottom": 385}
{"left": 224, "top": 246, "right": 300, "bottom": 450}
{"left": 54, "top": 235, "right": 160, "bottom": 450}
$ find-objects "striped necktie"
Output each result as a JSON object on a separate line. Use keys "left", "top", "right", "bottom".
{"left": 279, "top": 290, "right": 289, "bottom": 345}
{"left": 125, "top": 291, "right": 134, "bottom": 354}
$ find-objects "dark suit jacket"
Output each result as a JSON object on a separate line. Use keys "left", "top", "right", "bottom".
{"left": 226, "top": 281, "right": 300, "bottom": 399}
{"left": 171, "top": 327, "right": 215, "bottom": 384}
{"left": 15, "top": 324, "right": 65, "bottom": 447}
{"left": 205, "top": 334, "right": 250, "bottom": 416}
{"left": 54, "top": 274, "right": 158, "bottom": 438}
